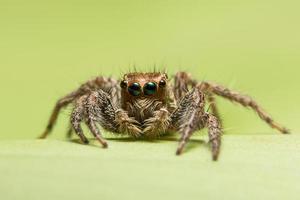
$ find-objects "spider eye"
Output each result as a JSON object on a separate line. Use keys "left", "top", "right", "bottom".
{"left": 120, "top": 80, "right": 127, "bottom": 89}
{"left": 128, "top": 82, "right": 141, "bottom": 96}
{"left": 159, "top": 79, "right": 166, "bottom": 88}
{"left": 143, "top": 82, "right": 157, "bottom": 95}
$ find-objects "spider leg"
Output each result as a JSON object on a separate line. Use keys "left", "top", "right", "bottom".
{"left": 198, "top": 81, "right": 289, "bottom": 134}
{"left": 207, "top": 94, "right": 222, "bottom": 128}
{"left": 83, "top": 90, "right": 118, "bottom": 147}
{"left": 80, "top": 90, "right": 141, "bottom": 147}
{"left": 171, "top": 88, "right": 222, "bottom": 160}
{"left": 173, "top": 71, "right": 197, "bottom": 101}
{"left": 39, "top": 90, "right": 83, "bottom": 139}
{"left": 70, "top": 95, "right": 90, "bottom": 144}
{"left": 171, "top": 88, "right": 207, "bottom": 154}
{"left": 207, "top": 114, "right": 222, "bottom": 161}
{"left": 87, "top": 89, "right": 142, "bottom": 138}
{"left": 173, "top": 72, "right": 222, "bottom": 126}
{"left": 69, "top": 90, "right": 118, "bottom": 147}
{"left": 39, "top": 76, "right": 120, "bottom": 139}
{"left": 85, "top": 119, "right": 108, "bottom": 148}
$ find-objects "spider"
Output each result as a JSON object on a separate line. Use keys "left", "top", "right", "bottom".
{"left": 39, "top": 71, "right": 289, "bottom": 160}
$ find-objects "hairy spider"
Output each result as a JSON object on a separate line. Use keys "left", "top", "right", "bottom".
{"left": 39, "top": 71, "right": 289, "bottom": 160}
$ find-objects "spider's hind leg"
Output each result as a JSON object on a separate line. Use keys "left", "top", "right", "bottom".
{"left": 39, "top": 90, "right": 83, "bottom": 139}
{"left": 40, "top": 76, "right": 120, "bottom": 139}
{"left": 198, "top": 81, "right": 289, "bottom": 134}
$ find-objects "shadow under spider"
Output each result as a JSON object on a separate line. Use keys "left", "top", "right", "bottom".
{"left": 68, "top": 134, "right": 208, "bottom": 154}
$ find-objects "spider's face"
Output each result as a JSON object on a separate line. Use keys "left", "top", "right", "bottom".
{"left": 120, "top": 72, "right": 169, "bottom": 100}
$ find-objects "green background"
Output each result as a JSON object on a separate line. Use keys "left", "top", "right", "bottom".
{"left": 0, "top": 0, "right": 299, "bottom": 200}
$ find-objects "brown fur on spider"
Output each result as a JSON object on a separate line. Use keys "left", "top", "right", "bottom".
{"left": 39, "top": 71, "right": 289, "bottom": 161}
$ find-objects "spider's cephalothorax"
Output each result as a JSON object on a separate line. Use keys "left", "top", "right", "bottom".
{"left": 120, "top": 72, "right": 170, "bottom": 123}
{"left": 39, "top": 71, "right": 289, "bottom": 161}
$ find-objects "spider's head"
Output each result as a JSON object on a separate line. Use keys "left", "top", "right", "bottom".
{"left": 120, "top": 72, "right": 169, "bottom": 102}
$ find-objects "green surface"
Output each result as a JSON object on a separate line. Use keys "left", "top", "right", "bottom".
{"left": 1, "top": 135, "right": 300, "bottom": 200}
{"left": 0, "top": 0, "right": 299, "bottom": 200}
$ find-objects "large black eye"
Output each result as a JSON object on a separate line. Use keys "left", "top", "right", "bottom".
{"left": 159, "top": 79, "right": 166, "bottom": 88}
{"left": 128, "top": 82, "right": 141, "bottom": 96}
{"left": 120, "top": 80, "right": 127, "bottom": 89}
{"left": 143, "top": 82, "right": 157, "bottom": 95}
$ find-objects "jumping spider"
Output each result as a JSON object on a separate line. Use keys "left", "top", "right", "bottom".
{"left": 39, "top": 71, "right": 289, "bottom": 160}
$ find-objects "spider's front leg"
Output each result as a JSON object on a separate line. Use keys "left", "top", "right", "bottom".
{"left": 70, "top": 95, "right": 91, "bottom": 144}
{"left": 170, "top": 88, "right": 222, "bottom": 160}
{"left": 71, "top": 92, "right": 113, "bottom": 146}
{"left": 173, "top": 71, "right": 197, "bottom": 100}
{"left": 173, "top": 72, "right": 222, "bottom": 126}
{"left": 71, "top": 90, "right": 141, "bottom": 147}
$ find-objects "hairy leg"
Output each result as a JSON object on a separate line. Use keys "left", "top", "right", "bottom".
{"left": 83, "top": 91, "right": 111, "bottom": 147}
{"left": 85, "top": 119, "right": 108, "bottom": 148}
{"left": 173, "top": 72, "right": 197, "bottom": 101}
{"left": 39, "top": 76, "right": 120, "bottom": 139}
{"left": 198, "top": 81, "right": 289, "bottom": 134}
{"left": 39, "top": 90, "right": 83, "bottom": 139}
{"left": 173, "top": 72, "right": 222, "bottom": 125}
{"left": 170, "top": 88, "right": 207, "bottom": 155}
{"left": 85, "top": 90, "right": 141, "bottom": 140}
{"left": 70, "top": 96, "right": 89, "bottom": 144}
{"left": 207, "top": 94, "right": 222, "bottom": 128}
{"left": 206, "top": 114, "right": 222, "bottom": 161}
{"left": 143, "top": 108, "right": 170, "bottom": 138}
{"left": 171, "top": 88, "right": 222, "bottom": 160}
{"left": 70, "top": 89, "right": 140, "bottom": 147}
